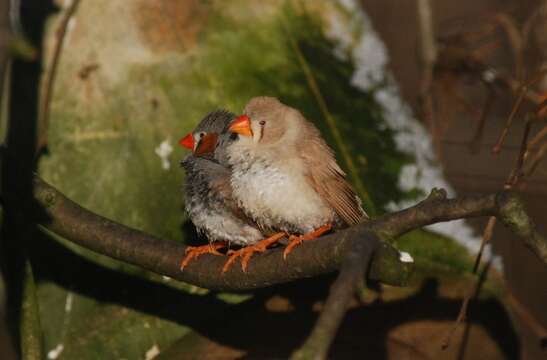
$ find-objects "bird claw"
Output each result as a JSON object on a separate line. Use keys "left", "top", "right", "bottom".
{"left": 283, "top": 235, "right": 303, "bottom": 259}
{"left": 180, "top": 242, "right": 227, "bottom": 271}
{"left": 222, "top": 243, "right": 267, "bottom": 273}
{"left": 222, "top": 251, "right": 242, "bottom": 273}
{"left": 222, "top": 232, "right": 287, "bottom": 274}
{"left": 283, "top": 223, "right": 333, "bottom": 259}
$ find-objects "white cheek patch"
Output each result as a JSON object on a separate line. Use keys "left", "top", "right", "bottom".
{"left": 193, "top": 133, "right": 203, "bottom": 152}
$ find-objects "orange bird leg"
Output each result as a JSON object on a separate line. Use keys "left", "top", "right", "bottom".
{"left": 222, "top": 232, "right": 287, "bottom": 273}
{"left": 180, "top": 241, "right": 228, "bottom": 271}
{"left": 283, "top": 223, "right": 333, "bottom": 259}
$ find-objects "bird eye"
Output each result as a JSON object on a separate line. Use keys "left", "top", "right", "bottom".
{"left": 199, "top": 132, "right": 205, "bottom": 138}
{"left": 259, "top": 120, "right": 266, "bottom": 126}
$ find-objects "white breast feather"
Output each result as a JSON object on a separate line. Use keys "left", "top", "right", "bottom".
{"left": 186, "top": 199, "right": 263, "bottom": 246}
{"left": 230, "top": 156, "right": 335, "bottom": 233}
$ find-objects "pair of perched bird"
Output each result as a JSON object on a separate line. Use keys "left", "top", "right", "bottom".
{"left": 179, "top": 97, "right": 368, "bottom": 273}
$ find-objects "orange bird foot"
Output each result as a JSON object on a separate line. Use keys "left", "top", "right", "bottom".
{"left": 180, "top": 242, "right": 228, "bottom": 271}
{"left": 283, "top": 223, "right": 333, "bottom": 259}
{"left": 222, "top": 232, "right": 287, "bottom": 273}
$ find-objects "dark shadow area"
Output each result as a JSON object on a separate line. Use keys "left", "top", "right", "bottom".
{"left": 180, "top": 218, "right": 202, "bottom": 246}
{"left": 0, "top": 0, "right": 57, "bottom": 354}
{"left": 30, "top": 227, "right": 328, "bottom": 328}
{"left": 30, "top": 229, "right": 233, "bottom": 327}
{"left": 211, "top": 279, "right": 519, "bottom": 359}
{"left": 31, "top": 227, "right": 519, "bottom": 359}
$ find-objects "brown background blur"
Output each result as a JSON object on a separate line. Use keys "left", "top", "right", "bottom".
{"left": 361, "top": 0, "right": 547, "bottom": 358}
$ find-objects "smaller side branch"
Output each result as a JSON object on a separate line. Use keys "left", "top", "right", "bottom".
{"left": 417, "top": 0, "right": 438, "bottom": 153}
{"left": 417, "top": 0, "right": 437, "bottom": 69}
{"left": 20, "top": 260, "right": 43, "bottom": 360}
{"left": 372, "top": 188, "right": 495, "bottom": 238}
{"left": 291, "top": 231, "right": 380, "bottom": 360}
{"left": 496, "top": 191, "right": 547, "bottom": 263}
{"left": 442, "top": 218, "right": 496, "bottom": 349}
{"left": 37, "top": 0, "right": 81, "bottom": 153}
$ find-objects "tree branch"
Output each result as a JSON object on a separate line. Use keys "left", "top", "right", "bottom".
{"left": 20, "top": 260, "right": 43, "bottom": 360}
{"left": 496, "top": 191, "right": 547, "bottom": 262}
{"left": 37, "top": 0, "right": 81, "bottom": 153}
{"left": 31, "top": 177, "right": 410, "bottom": 290}
{"left": 31, "top": 177, "right": 547, "bottom": 293}
{"left": 291, "top": 231, "right": 380, "bottom": 360}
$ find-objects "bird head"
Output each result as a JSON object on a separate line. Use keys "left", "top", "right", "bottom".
{"left": 179, "top": 110, "right": 235, "bottom": 156}
{"left": 178, "top": 131, "right": 218, "bottom": 156}
{"left": 228, "top": 97, "right": 287, "bottom": 145}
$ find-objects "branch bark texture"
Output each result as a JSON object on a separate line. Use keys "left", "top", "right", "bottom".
{"left": 32, "top": 177, "right": 547, "bottom": 292}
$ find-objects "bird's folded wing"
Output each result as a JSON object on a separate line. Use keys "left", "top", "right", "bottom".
{"left": 299, "top": 122, "right": 368, "bottom": 225}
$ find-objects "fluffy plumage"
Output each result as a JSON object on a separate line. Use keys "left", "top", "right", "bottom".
{"left": 181, "top": 110, "right": 263, "bottom": 246}
{"left": 225, "top": 97, "right": 367, "bottom": 235}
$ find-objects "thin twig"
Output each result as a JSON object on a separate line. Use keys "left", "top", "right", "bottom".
{"left": 474, "top": 217, "right": 497, "bottom": 273}
{"left": 492, "top": 86, "right": 527, "bottom": 154}
{"left": 441, "top": 216, "right": 496, "bottom": 349}
{"left": 469, "top": 88, "right": 495, "bottom": 153}
{"left": 37, "top": 0, "right": 81, "bottom": 154}
{"left": 527, "top": 124, "right": 547, "bottom": 152}
{"left": 493, "top": 14, "right": 524, "bottom": 81}
{"left": 20, "top": 260, "right": 43, "bottom": 360}
{"left": 417, "top": 0, "right": 439, "bottom": 155}
{"left": 445, "top": 101, "right": 535, "bottom": 348}
{"left": 492, "top": 70, "right": 547, "bottom": 155}
{"left": 525, "top": 140, "right": 547, "bottom": 177}
{"left": 417, "top": 0, "right": 437, "bottom": 68}
{"left": 498, "top": 70, "right": 545, "bottom": 104}
{"left": 505, "top": 114, "right": 533, "bottom": 187}
{"left": 521, "top": 5, "right": 542, "bottom": 58}
{"left": 454, "top": 260, "right": 492, "bottom": 359}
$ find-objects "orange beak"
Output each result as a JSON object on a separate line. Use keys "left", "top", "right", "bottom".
{"left": 179, "top": 133, "right": 194, "bottom": 150}
{"left": 228, "top": 115, "right": 253, "bottom": 137}
{"left": 194, "top": 133, "right": 218, "bottom": 156}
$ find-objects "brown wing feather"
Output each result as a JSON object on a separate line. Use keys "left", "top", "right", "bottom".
{"left": 296, "top": 114, "right": 368, "bottom": 226}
